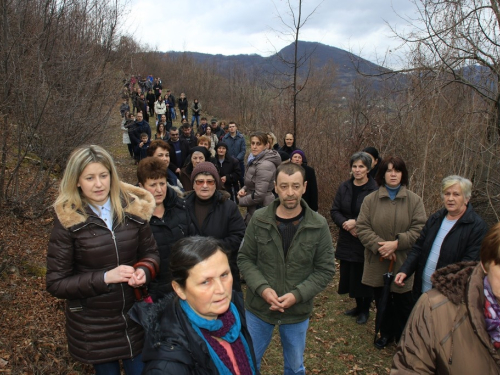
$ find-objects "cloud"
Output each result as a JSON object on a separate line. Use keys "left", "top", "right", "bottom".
{"left": 123, "top": 0, "right": 417, "bottom": 65}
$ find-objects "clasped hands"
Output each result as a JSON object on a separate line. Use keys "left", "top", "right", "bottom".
{"left": 378, "top": 240, "right": 398, "bottom": 260}
{"left": 261, "top": 288, "right": 296, "bottom": 313}
{"left": 104, "top": 265, "right": 146, "bottom": 287}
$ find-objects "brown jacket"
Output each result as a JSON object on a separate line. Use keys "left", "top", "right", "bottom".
{"left": 46, "top": 183, "right": 159, "bottom": 364}
{"left": 357, "top": 186, "right": 426, "bottom": 293}
{"left": 392, "top": 262, "right": 500, "bottom": 374}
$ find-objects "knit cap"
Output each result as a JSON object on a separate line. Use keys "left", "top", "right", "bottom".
{"left": 191, "top": 162, "right": 222, "bottom": 190}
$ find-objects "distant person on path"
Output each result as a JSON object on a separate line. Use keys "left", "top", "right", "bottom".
{"left": 166, "top": 90, "right": 176, "bottom": 120}
{"left": 167, "top": 127, "right": 190, "bottom": 176}
{"left": 238, "top": 162, "right": 335, "bottom": 375}
{"left": 156, "top": 115, "right": 170, "bottom": 140}
{"left": 146, "top": 89, "right": 156, "bottom": 118}
{"left": 198, "top": 117, "right": 209, "bottom": 135}
{"left": 137, "top": 92, "right": 149, "bottom": 122}
{"left": 222, "top": 121, "right": 246, "bottom": 188}
{"left": 138, "top": 133, "right": 151, "bottom": 161}
{"left": 290, "top": 150, "right": 318, "bottom": 211}
{"left": 120, "top": 99, "right": 130, "bottom": 118}
{"left": 238, "top": 132, "right": 281, "bottom": 224}
{"left": 394, "top": 175, "right": 488, "bottom": 302}
{"left": 190, "top": 99, "right": 201, "bottom": 129}
{"left": 155, "top": 123, "right": 168, "bottom": 141}
{"left": 179, "top": 146, "right": 211, "bottom": 192}
{"left": 363, "top": 146, "right": 381, "bottom": 179}
{"left": 179, "top": 123, "right": 197, "bottom": 148}
{"left": 330, "top": 152, "right": 378, "bottom": 325}
{"left": 185, "top": 162, "right": 246, "bottom": 292}
{"left": 121, "top": 112, "right": 134, "bottom": 158}
{"left": 153, "top": 79, "right": 162, "bottom": 99}
{"left": 204, "top": 125, "right": 219, "bottom": 156}
{"left": 279, "top": 133, "right": 298, "bottom": 158}
{"left": 213, "top": 141, "right": 241, "bottom": 202}
{"left": 137, "top": 157, "right": 193, "bottom": 301}
{"left": 357, "top": 156, "right": 426, "bottom": 349}
{"left": 267, "top": 132, "right": 290, "bottom": 162}
{"left": 129, "top": 112, "right": 151, "bottom": 164}
{"left": 154, "top": 96, "right": 166, "bottom": 124}
{"left": 391, "top": 224, "right": 500, "bottom": 374}
{"left": 211, "top": 118, "right": 225, "bottom": 140}
{"left": 178, "top": 92, "right": 188, "bottom": 120}
{"left": 46, "top": 145, "right": 159, "bottom": 375}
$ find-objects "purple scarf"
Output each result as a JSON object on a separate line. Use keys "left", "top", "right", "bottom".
{"left": 483, "top": 276, "right": 500, "bottom": 349}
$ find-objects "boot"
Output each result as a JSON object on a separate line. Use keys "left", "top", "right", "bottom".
{"left": 356, "top": 297, "right": 371, "bottom": 324}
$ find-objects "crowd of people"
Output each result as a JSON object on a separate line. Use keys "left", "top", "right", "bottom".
{"left": 44, "top": 79, "right": 500, "bottom": 375}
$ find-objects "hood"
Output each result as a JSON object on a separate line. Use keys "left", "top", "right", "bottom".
{"left": 431, "top": 261, "right": 478, "bottom": 305}
{"left": 54, "top": 182, "right": 155, "bottom": 229}
{"left": 258, "top": 149, "right": 282, "bottom": 168}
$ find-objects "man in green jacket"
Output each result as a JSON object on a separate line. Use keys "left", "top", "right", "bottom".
{"left": 238, "top": 162, "right": 335, "bottom": 375}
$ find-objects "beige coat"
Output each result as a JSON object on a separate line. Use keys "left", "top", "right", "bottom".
{"left": 357, "top": 186, "right": 426, "bottom": 293}
{"left": 391, "top": 262, "right": 500, "bottom": 374}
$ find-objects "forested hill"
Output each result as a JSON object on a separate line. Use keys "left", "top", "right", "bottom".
{"left": 162, "top": 41, "right": 390, "bottom": 92}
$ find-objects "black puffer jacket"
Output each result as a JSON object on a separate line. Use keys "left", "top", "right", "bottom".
{"left": 149, "top": 186, "right": 195, "bottom": 301}
{"left": 129, "top": 292, "right": 259, "bottom": 375}
{"left": 46, "top": 183, "right": 159, "bottom": 364}
{"left": 185, "top": 190, "right": 246, "bottom": 292}
{"left": 398, "top": 203, "right": 488, "bottom": 299}
{"left": 330, "top": 177, "right": 378, "bottom": 262}
{"left": 213, "top": 155, "right": 241, "bottom": 193}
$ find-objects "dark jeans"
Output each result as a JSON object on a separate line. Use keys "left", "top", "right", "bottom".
{"left": 94, "top": 353, "right": 143, "bottom": 375}
{"left": 373, "top": 288, "right": 414, "bottom": 342}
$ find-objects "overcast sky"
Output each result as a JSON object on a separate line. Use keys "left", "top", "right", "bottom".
{"left": 124, "top": 0, "right": 418, "bottom": 68}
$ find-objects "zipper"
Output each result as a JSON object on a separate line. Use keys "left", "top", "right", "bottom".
{"left": 75, "top": 213, "right": 135, "bottom": 358}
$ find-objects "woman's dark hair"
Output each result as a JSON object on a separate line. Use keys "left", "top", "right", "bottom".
{"left": 147, "top": 139, "right": 171, "bottom": 157}
{"left": 137, "top": 157, "right": 168, "bottom": 185}
{"left": 169, "top": 236, "right": 230, "bottom": 288}
{"left": 375, "top": 156, "right": 409, "bottom": 187}
{"left": 249, "top": 131, "right": 268, "bottom": 146}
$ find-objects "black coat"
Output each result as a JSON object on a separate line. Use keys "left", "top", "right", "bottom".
{"left": 167, "top": 139, "right": 191, "bottom": 171}
{"left": 149, "top": 187, "right": 195, "bottom": 301}
{"left": 213, "top": 156, "right": 241, "bottom": 192}
{"left": 330, "top": 177, "right": 378, "bottom": 263}
{"left": 398, "top": 203, "right": 488, "bottom": 299}
{"left": 185, "top": 190, "right": 246, "bottom": 292}
{"left": 302, "top": 164, "right": 318, "bottom": 211}
{"left": 131, "top": 292, "right": 258, "bottom": 375}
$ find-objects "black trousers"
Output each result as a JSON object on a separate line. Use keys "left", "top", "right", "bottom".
{"left": 373, "top": 288, "right": 413, "bottom": 342}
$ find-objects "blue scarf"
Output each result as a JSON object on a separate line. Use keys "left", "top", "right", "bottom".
{"left": 180, "top": 300, "right": 255, "bottom": 375}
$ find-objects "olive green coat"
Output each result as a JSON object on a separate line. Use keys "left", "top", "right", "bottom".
{"left": 357, "top": 186, "right": 426, "bottom": 293}
{"left": 238, "top": 199, "right": 335, "bottom": 325}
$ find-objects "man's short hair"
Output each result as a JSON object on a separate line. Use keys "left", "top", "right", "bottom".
{"left": 140, "top": 133, "right": 148, "bottom": 138}
{"left": 181, "top": 123, "right": 191, "bottom": 130}
{"left": 170, "top": 126, "right": 178, "bottom": 132}
{"left": 276, "top": 162, "right": 305, "bottom": 182}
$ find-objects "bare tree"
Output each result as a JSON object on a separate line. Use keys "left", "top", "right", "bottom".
{"left": 268, "top": 0, "right": 323, "bottom": 138}
{"left": 0, "top": 0, "right": 126, "bottom": 216}
{"left": 389, "top": 0, "right": 500, "bottom": 137}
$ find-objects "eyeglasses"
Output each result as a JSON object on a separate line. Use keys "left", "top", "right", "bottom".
{"left": 194, "top": 179, "right": 216, "bottom": 186}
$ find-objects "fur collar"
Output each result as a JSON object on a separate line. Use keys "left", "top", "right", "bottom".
{"left": 55, "top": 182, "right": 155, "bottom": 229}
{"left": 431, "top": 261, "right": 478, "bottom": 305}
